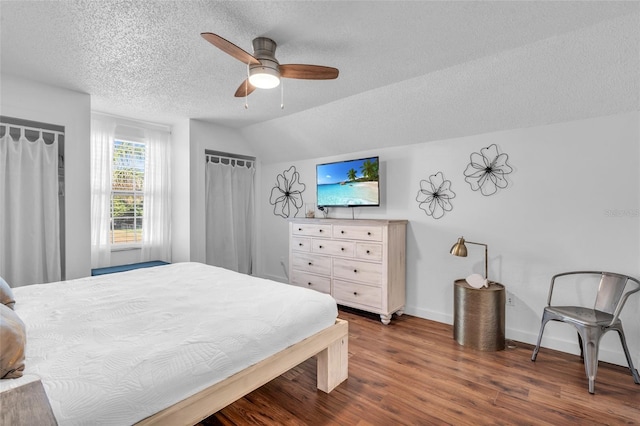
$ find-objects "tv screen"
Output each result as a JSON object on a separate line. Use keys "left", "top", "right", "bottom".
{"left": 316, "top": 156, "right": 380, "bottom": 207}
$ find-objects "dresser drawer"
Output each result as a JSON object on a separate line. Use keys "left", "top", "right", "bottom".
{"left": 292, "top": 223, "right": 332, "bottom": 238}
{"left": 333, "top": 258, "right": 382, "bottom": 285}
{"left": 290, "top": 271, "right": 331, "bottom": 294}
{"left": 291, "top": 237, "right": 311, "bottom": 252}
{"left": 313, "top": 239, "right": 355, "bottom": 257}
{"left": 356, "top": 242, "right": 382, "bottom": 261}
{"left": 291, "top": 253, "right": 331, "bottom": 276}
{"left": 333, "top": 279, "right": 382, "bottom": 309}
{"left": 332, "top": 225, "right": 383, "bottom": 241}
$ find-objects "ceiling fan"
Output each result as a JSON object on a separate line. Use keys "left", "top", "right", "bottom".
{"left": 201, "top": 33, "right": 339, "bottom": 97}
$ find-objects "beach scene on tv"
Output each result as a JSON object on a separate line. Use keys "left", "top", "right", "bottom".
{"left": 317, "top": 157, "right": 380, "bottom": 206}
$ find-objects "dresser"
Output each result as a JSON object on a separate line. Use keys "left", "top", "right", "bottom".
{"left": 288, "top": 219, "right": 407, "bottom": 324}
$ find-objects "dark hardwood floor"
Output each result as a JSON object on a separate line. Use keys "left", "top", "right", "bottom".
{"left": 199, "top": 308, "right": 640, "bottom": 425}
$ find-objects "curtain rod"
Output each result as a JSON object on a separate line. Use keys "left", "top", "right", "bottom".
{"left": 1, "top": 122, "right": 65, "bottom": 137}
{"left": 205, "top": 149, "right": 256, "bottom": 161}
{"left": 0, "top": 115, "right": 65, "bottom": 134}
{"left": 206, "top": 154, "right": 255, "bottom": 169}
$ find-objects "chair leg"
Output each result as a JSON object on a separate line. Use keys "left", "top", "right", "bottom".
{"left": 531, "top": 314, "right": 550, "bottom": 362}
{"left": 613, "top": 326, "right": 640, "bottom": 385}
{"left": 580, "top": 328, "right": 601, "bottom": 394}
{"left": 577, "top": 332, "right": 584, "bottom": 361}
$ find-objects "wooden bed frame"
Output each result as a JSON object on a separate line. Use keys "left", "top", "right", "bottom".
{"left": 1, "top": 319, "right": 347, "bottom": 426}
{"left": 136, "top": 318, "right": 348, "bottom": 425}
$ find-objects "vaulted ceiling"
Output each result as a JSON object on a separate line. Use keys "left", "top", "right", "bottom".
{"left": 1, "top": 1, "right": 638, "bottom": 162}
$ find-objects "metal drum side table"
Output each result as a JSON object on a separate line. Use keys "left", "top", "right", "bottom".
{"left": 453, "top": 279, "right": 505, "bottom": 351}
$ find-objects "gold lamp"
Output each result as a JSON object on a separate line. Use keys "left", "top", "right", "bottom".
{"left": 450, "top": 237, "right": 489, "bottom": 282}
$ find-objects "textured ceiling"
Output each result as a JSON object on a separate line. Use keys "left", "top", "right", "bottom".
{"left": 1, "top": 0, "right": 638, "bottom": 134}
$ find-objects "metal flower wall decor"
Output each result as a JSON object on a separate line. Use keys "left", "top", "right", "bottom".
{"left": 416, "top": 171, "right": 456, "bottom": 219}
{"left": 269, "top": 166, "right": 306, "bottom": 218}
{"left": 463, "top": 144, "right": 513, "bottom": 196}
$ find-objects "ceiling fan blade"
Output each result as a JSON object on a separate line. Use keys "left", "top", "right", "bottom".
{"left": 201, "top": 32, "right": 260, "bottom": 66}
{"left": 234, "top": 79, "right": 256, "bottom": 97}
{"left": 280, "top": 64, "right": 339, "bottom": 80}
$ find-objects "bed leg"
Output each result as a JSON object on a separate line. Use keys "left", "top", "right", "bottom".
{"left": 316, "top": 332, "right": 348, "bottom": 393}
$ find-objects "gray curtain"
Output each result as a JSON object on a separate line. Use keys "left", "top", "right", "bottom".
{"left": 1, "top": 125, "right": 61, "bottom": 286}
{"left": 205, "top": 160, "right": 255, "bottom": 274}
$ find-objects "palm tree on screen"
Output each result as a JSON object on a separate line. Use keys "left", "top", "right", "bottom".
{"left": 360, "top": 158, "right": 379, "bottom": 181}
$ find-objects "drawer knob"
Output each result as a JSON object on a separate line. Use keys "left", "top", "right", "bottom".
{"left": 366, "top": 250, "right": 370, "bottom": 254}
{"left": 308, "top": 262, "right": 312, "bottom": 266}
{"left": 367, "top": 231, "right": 371, "bottom": 236}
{"left": 319, "top": 229, "right": 323, "bottom": 233}
{"left": 353, "top": 292, "right": 358, "bottom": 296}
{"left": 299, "top": 243, "right": 303, "bottom": 246}
{"left": 307, "top": 282, "right": 312, "bottom": 286}
{"left": 353, "top": 269, "right": 358, "bottom": 273}
{"left": 298, "top": 228, "right": 302, "bottom": 231}
{"left": 319, "top": 245, "right": 323, "bottom": 249}
{"left": 341, "top": 247, "right": 345, "bottom": 251}
{"left": 341, "top": 230, "right": 345, "bottom": 234}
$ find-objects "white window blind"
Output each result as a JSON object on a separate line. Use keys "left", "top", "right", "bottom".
{"left": 111, "top": 140, "right": 145, "bottom": 245}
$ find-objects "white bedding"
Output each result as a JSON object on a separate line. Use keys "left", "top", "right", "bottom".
{"left": 10, "top": 262, "right": 338, "bottom": 425}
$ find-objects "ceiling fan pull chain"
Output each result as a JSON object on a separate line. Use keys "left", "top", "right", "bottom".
{"left": 245, "top": 63, "right": 250, "bottom": 109}
{"left": 280, "top": 79, "right": 284, "bottom": 109}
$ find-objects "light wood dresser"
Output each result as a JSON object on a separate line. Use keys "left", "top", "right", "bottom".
{"left": 288, "top": 218, "right": 407, "bottom": 324}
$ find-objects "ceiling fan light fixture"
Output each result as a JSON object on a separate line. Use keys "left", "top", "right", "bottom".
{"left": 249, "top": 66, "right": 280, "bottom": 89}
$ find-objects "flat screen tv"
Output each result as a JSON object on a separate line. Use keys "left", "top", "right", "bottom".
{"left": 316, "top": 156, "right": 380, "bottom": 208}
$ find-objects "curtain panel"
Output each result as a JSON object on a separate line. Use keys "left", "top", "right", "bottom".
{"left": 90, "top": 117, "right": 115, "bottom": 269}
{"left": 141, "top": 127, "right": 171, "bottom": 262}
{"left": 0, "top": 126, "right": 61, "bottom": 286}
{"left": 205, "top": 160, "right": 255, "bottom": 274}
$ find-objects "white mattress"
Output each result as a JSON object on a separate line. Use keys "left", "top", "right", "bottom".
{"left": 10, "top": 262, "right": 338, "bottom": 425}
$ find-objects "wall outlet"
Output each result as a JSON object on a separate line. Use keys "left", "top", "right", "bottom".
{"left": 506, "top": 292, "right": 515, "bottom": 307}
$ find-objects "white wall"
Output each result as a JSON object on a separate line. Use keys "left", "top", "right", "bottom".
{"left": 256, "top": 111, "right": 640, "bottom": 368}
{"left": 1, "top": 74, "right": 91, "bottom": 279}
{"left": 171, "top": 119, "right": 191, "bottom": 262}
{"left": 188, "top": 119, "right": 256, "bottom": 263}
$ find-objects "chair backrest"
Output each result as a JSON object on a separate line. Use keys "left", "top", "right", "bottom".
{"left": 594, "top": 273, "right": 628, "bottom": 315}
{"left": 592, "top": 273, "right": 640, "bottom": 322}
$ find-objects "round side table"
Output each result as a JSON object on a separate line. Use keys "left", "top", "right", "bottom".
{"left": 453, "top": 279, "right": 505, "bottom": 351}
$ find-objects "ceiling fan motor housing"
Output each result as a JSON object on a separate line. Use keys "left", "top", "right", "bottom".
{"left": 249, "top": 37, "right": 281, "bottom": 87}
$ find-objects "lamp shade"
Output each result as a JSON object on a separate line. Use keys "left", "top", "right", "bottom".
{"left": 449, "top": 236, "right": 489, "bottom": 281}
{"left": 450, "top": 237, "right": 468, "bottom": 257}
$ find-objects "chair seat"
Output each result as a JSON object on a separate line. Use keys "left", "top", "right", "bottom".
{"left": 545, "top": 306, "right": 615, "bottom": 327}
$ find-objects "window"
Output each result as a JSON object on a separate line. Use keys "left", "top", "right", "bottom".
{"left": 91, "top": 113, "right": 171, "bottom": 267}
{"left": 110, "top": 140, "right": 145, "bottom": 245}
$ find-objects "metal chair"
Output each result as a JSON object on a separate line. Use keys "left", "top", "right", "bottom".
{"left": 531, "top": 271, "right": 640, "bottom": 394}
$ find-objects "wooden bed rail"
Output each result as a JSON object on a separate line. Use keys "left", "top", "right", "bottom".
{"left": 137, "top": 318, "right": 349, "bottom": 426}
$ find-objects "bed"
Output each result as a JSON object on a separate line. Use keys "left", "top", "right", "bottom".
{"left": 0, "top": 262, "right": 348, "bottom": 425}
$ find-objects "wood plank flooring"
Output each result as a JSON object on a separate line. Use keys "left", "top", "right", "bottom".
{"left": 199, "top": 308, "right": 640, "bottom": 425}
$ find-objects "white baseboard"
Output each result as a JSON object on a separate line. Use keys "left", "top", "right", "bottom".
{"left": 403, "top": 305, "right": 634, "bottom": 368}
{"left": 403, "top": 305, "right": 452, "bottom": 325}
